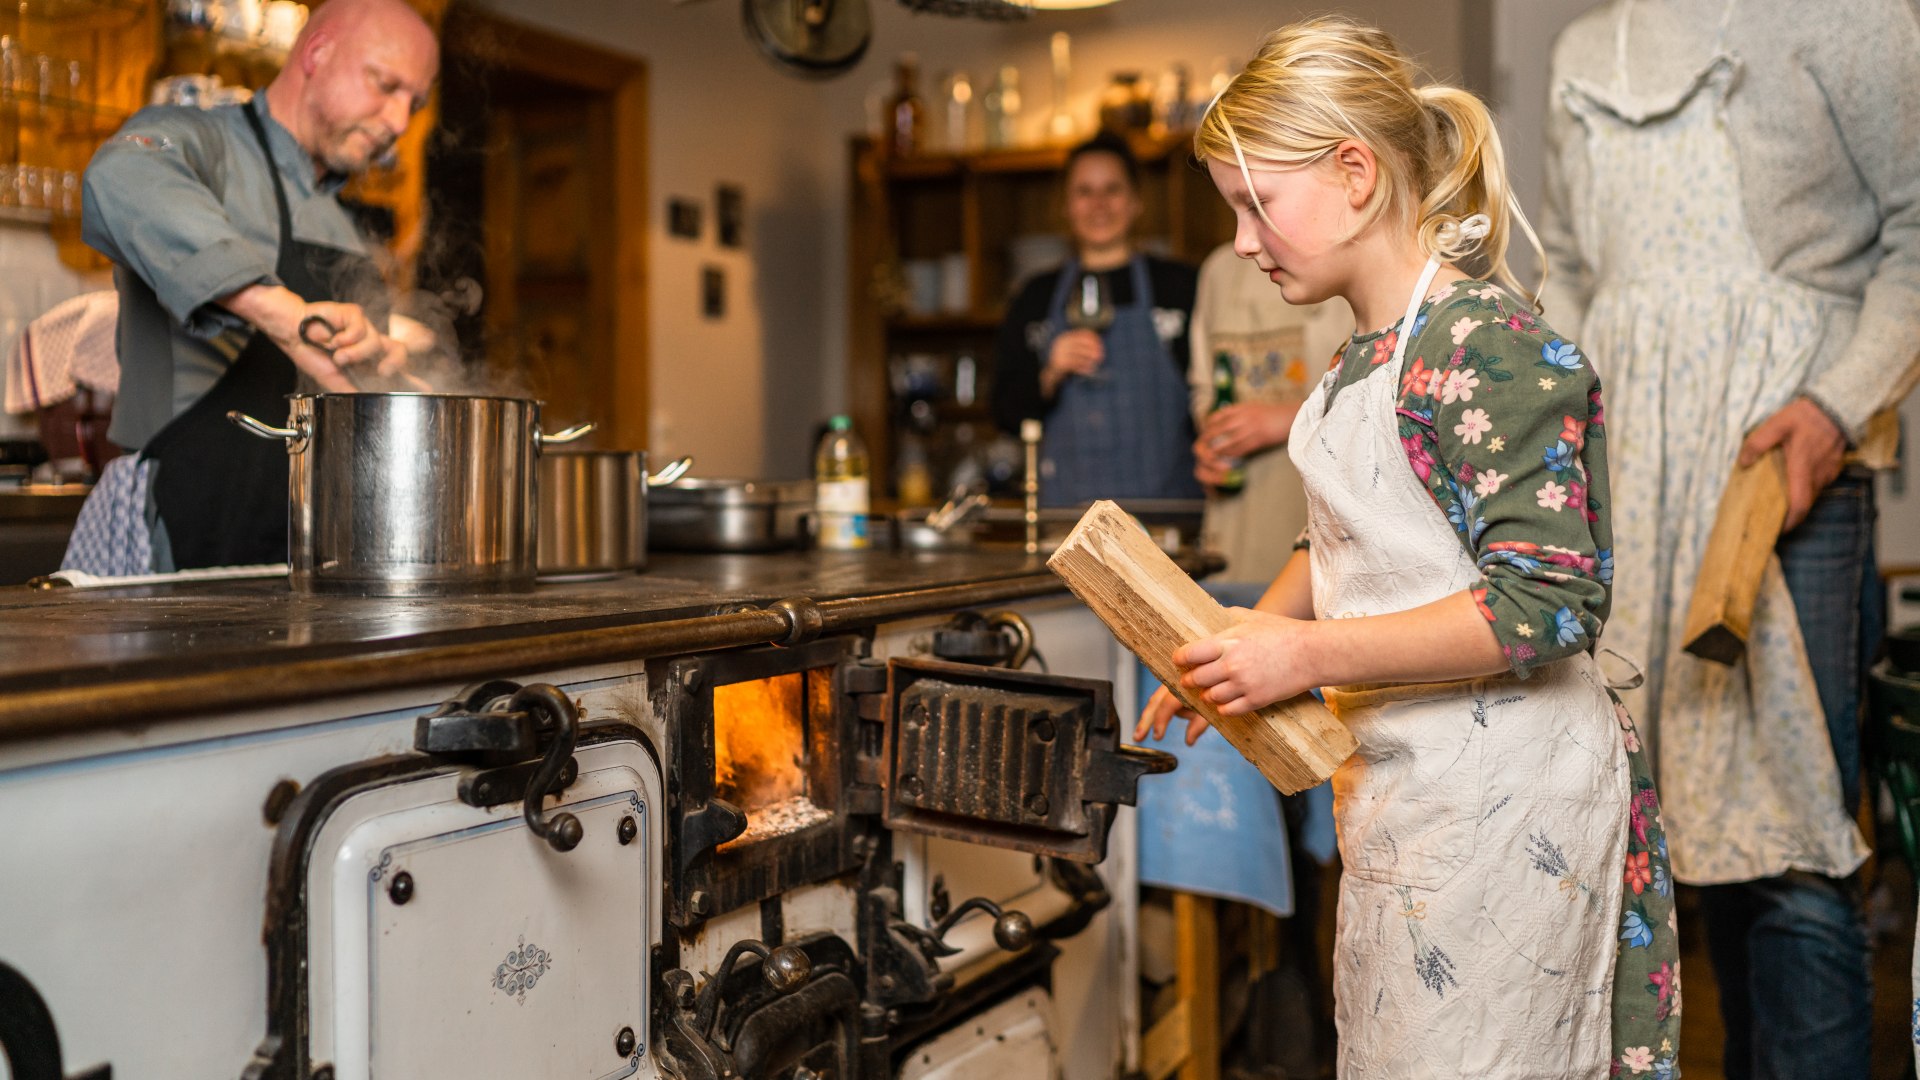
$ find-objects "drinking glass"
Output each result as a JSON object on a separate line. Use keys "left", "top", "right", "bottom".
{"left": 33, "top": 53, "right": 53, "bottom": 105}
{"left": 0, "top": 166, "right": 17, "bottom": 209}
{"left": 1062, "top": 271, "right": 1113, "bottom": 382}
{"left": 16, "top": 166, "right": 42, "bottom": 210}
{"left": 58, "top": 171, "right": 80, "bottom": 218}
{"left": 0, "top": 37, "right": 17, "bottom": 101}
{"left": 1065, "top": 271, "right": 1115, "bottom": 332}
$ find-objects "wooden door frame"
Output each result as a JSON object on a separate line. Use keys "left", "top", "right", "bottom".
{"left": 443, "top": 7, "right": 650, "bottom": 450}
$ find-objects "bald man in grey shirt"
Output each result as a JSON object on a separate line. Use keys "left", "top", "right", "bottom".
{"left": 84, "top": 93, "right": 377, "bottom": 451}
{"left": 1543, "top": 1, "right": 1920, "bottom": 1074}
{"left": 64, "top": 0, "right": 435, "bottom": 574}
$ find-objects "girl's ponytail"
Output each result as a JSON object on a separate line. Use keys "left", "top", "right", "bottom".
{"left": 1416, "top": 85, "right": 1545, "bottom": 308}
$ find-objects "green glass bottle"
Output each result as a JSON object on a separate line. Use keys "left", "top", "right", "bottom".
{"left": 1210, "top": 352, "right": 1245, "bottom": 494}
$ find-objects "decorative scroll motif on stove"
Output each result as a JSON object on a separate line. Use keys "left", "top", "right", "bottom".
{"left": 492, "top": 936, "right": 553, "bottom": 1003}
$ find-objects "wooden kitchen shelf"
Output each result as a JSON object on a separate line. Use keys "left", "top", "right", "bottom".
{"left": 887, "top": 312, "right": 1003, "bottom": 333}
{"left": 847, "top": 129, "right": 1234, "bottom": 504}
{"left": 3, "top": 0, "right": 147, "bottom": 27}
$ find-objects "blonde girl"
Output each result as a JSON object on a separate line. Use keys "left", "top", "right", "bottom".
{"left": 1135, "top": 19, "right": 1679, "bottom": 1078}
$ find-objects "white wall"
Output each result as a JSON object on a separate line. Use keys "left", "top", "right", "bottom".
{"left": 474, "top": 0, "right": 1468, "bottom": 478}
{"left": 474, "top": 0, "right": 837, "bottom": 479}
{"left": 1487, "top": 0, "right": 1596, "bottom": 290}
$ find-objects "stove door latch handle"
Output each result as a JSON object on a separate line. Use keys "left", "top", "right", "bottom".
{"left": 903, "top": 896, "right": 1034, "bottom": 957}
{"left": 512, "top": 684, "right": 585, "bottom": 853}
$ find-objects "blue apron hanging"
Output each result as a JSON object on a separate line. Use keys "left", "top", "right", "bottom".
{"left": 1040, "top": 256, "right": 1202, "bottom": 507}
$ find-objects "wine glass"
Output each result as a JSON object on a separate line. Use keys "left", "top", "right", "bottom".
{"left": 1065, "top": 270, "right": 1114, "bottom": 332}
{"left": 1063, "top": 270, "right": 1113, "bottom": 382}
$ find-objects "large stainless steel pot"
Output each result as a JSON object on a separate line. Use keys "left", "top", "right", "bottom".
{"left": 536, "top": 450, "right": 692, "bottom": 577}
{"left": 229, "top": 393, "right": 591, "bottom": 595}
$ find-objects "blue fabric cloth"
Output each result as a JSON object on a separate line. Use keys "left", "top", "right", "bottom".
{"left": 1134, "top": 581, "right": 1336, "bottom": 916}
{"left": 1699, "top": 472, "right": 1878, "bottom": 1079}
{"left": 1039, "top": 254, "right": 1202, "bottom": 507}
{"left": 60, "top": 454, "right": 156, "bottom": 576}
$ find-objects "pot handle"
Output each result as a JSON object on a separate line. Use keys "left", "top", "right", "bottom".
{"left": 226, "top": 410, "right": 302, "bottom": 441}
{"left": 646, "top": 455, "right": 694, "bottom": 487}
{"left": 538, "top": 422, "right": 595, "bottom": 448}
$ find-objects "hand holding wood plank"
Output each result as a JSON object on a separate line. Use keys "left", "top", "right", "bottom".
{"left": 1682, "top": 449, "right": 1788, "bottom": 665}
{"left": 1047, "top": 500, "right": 1355, "bottom": 794}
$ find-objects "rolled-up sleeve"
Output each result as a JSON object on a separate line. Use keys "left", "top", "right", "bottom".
{"left": 1400, "top": 308, "right": 1611, "bottom": 676}
{"left": 81, "top": 107, "right": 276, "bottom": 338}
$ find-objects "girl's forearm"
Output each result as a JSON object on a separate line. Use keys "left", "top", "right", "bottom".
{"left": 1301, "top": 589, "right": 1507, "bottom": 687}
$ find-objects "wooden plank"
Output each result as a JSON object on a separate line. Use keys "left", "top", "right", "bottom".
{"left": 1174, "top": 892, "right": 1220, "bottom": 1080}
{"left": 1047, "top": 500, "right": 1355, "bottom": 794}
{"left": 1682, "top": 450, "right": 1788, "bottom": 666}
{"left": 1141, "top": 996, "right": 1192, "bottom": 1080}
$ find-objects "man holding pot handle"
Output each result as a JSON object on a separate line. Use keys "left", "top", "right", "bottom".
{"left": 61, "top": 0, "right": 438, "bottom": 575}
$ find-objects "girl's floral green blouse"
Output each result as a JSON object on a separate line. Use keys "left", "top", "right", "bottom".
{"left": 1310, "top": 278, "right": 1615, "bottom": 678}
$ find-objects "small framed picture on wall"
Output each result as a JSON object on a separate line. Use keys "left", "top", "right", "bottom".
{"left": 702, "top": 265, "right": 726, "bottom": 319}
{"left": 668, "top": 197, "right": 702, "bottom": 240}
{"left": 716, "top": 184, "right": 744, "bottom": 249}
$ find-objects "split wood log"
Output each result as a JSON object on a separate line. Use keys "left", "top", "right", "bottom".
{"left": 1682, "top": 449, "right": 1788, "bottom": 666}
{"left": 1047, "top": 500, "right": 1355, "bottom": 794}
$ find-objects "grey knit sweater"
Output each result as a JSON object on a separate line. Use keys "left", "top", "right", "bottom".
{"left": 1539, "top": 0, "right": 1920, "bottom": 441}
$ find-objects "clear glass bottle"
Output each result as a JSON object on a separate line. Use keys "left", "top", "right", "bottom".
{"left": 815, "top": 416, "right": 871, "bottom": 550}
{"left": 943, "top": 70, "right": 974, "bottom": 153}
{"left": 884, "top": 55, "right": 925, "bottom": 157}
{"left": 984, "top": 66, "right": 1021, "bottom": 150}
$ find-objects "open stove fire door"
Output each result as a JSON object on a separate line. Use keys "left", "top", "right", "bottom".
{"left": 877, "top": 657, "right": 1175, "bottom": 862}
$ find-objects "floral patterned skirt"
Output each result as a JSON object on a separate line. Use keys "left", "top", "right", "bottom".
{"left": 1612, "top": 697, "right": 1681, "bottom": 1076}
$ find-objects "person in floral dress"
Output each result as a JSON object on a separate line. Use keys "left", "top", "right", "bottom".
{"left": 1134, "top": 17, "right": 1679, "bottom": 1077}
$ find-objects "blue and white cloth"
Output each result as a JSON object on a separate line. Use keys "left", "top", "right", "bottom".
{"left": 60, "top": 454, "right": 157, "bottom": 576}
{"left": 1135, "top": 581, "right": 1335, "bottom": 917}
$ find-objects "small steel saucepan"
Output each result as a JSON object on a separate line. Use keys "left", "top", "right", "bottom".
{"left": 537, "top": 450, "right": 693, "bottom": 578}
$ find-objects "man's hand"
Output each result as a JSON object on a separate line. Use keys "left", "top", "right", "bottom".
{"left": 1040, "top": 329, "right": 1105, "bottom": 398}
{"left": 296, "top": 301, "right": 409, "bottom": 376}
{"left": 1193, "top": 401, "right": 1300, "bottom": 485}
{"left": 1739, "top": 398, "right": 1847, "bottom": 531}
{"left": 220, "top": 284, "right": 407, "bottom": 389}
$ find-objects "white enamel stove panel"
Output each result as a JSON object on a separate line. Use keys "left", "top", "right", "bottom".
{"left": 304, "top": 740, "right": 664, "bottom": 1080}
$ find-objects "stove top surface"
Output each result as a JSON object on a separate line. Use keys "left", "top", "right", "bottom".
{"left": 0, "top": 548, "right": 1061, "bottom": 692}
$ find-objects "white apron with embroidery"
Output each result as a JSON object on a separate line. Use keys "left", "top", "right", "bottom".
{"left": 1288, "top": 256, "right": 1632, "bottom": 1078}
{"left": 1558, "top": 0, "right": 1868, "bottom": 883}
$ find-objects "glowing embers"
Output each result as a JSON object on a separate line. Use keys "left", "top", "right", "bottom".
{"left": 713, "top": 670, "right": 831, "bottom": 849}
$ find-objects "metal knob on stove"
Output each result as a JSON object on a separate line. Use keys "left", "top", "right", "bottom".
{"left": 930, "top": 896, "right": 1033, "bottom": 954}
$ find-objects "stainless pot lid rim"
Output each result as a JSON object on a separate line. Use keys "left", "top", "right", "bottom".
{"left": 651, "top": 477, "right": 814, "bottom": 505}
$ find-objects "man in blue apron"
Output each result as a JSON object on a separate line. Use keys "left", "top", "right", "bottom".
{"left": 63, "top": 0, "right": 437, "bottom": 574}
{"left": 991, "top": 133, "right": 1202, "bottom": 507}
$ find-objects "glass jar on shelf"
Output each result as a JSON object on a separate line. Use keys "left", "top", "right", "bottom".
{"left": 1098, "top": 72, "right": 1153, "bottom": 135}
{"left": 983, "top": 65, "right": 1021, "bottom": 150}
{"left": 941, "top": 70, "right": 974, "bottom": 154}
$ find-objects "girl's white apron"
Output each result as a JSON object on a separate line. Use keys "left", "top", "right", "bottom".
{"left": 1288, "top": 254, "right": 1631, "bottom": 1077}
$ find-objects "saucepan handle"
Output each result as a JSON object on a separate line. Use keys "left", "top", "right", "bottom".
{"left": 538, "top": 422, "right": 595, "bottom": 448}
{"left": 227, "top": 410, "right": 303, "bottom": 442}
{"left": 646, "top": 455, "right": 694, "bottom": 487}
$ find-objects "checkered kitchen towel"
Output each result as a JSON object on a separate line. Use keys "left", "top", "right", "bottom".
{"left": 4, "top": 291, "right": 119, "bottom": 414}
{"left": 60, "top": 454, "right": 156, "bottom": 576}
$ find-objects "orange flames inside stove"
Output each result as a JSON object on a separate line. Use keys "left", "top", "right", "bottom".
{"left": 712, "top": 672, "right": 808, "bottom": 811}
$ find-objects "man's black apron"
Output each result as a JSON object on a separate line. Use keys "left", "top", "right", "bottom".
{"left": 141, "top": 105, "right": 383, "bottom": 569}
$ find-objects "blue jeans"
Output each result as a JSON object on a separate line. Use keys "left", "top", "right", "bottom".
{"left": 1698, "top": 470, "right": 1880, "bottom": 1080}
